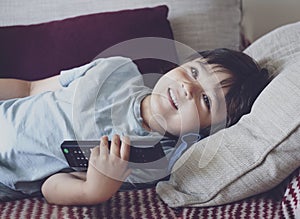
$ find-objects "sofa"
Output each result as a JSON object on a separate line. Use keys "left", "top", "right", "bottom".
{"left": 0, "top": 0, "right": 299, "bottom": 218}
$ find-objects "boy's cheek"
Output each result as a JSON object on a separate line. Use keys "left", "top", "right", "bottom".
{"left": 178, "top": 108, "right": 201, "bottom": 132}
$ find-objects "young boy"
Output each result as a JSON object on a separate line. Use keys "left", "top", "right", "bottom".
{"left": 0, "top": 48, "right": 269, "bottom": 205}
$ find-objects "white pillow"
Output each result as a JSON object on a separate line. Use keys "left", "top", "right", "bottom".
{"left": 0, "top": 0, "right": 241, "bottom": 52}
{"left": 156, "top": 21, "right": 300, "bottom": 207}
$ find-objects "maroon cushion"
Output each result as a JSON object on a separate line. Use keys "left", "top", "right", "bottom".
{"left": 0, "top": 5, "right": 178, "bottom": 80}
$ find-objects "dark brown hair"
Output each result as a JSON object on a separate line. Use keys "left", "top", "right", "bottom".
{"left": 189, "top": 48, "right": 271, "bottom": 135}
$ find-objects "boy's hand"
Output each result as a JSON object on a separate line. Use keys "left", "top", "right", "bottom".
{"left": 84, "top": 135, "right": 131, "bottom": 200}
{"left": 42, "top": 134, "right": 131, "bottom": 205}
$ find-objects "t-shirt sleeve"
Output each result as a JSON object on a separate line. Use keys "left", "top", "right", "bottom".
{"left": 58, "top": 61, "right": 98, "bottom": 87}
{"left": 59, "top": 56, "right": 137, "bottom": 87}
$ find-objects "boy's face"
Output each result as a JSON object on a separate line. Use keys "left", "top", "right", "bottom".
{"left": 144, "top": 58, "right": 233, "bottom": 136}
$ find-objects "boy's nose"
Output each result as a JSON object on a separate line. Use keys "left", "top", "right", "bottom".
{"left": 181, "top": 81, "right": 202, "bottom": 100}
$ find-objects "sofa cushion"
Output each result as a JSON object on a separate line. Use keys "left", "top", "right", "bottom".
{"left": 156, "top": 21, "right": 300, "bottom": 207}
{"left": 0, "top": 5, "right": 177, "bottom": 80}
{"left": 0, "top": 0, "right": 242, "bottom": 59}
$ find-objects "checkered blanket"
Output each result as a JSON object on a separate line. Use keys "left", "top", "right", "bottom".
{"left": 0, "top": 168, "right": 299, "bottom": 219}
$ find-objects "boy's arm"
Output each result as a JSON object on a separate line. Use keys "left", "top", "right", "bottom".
{"left": 0, "top": 75, "right": 62, "bottom": 100}
{"left": 41, "top": 135, "right": 131, "bottom": 205}
{"left": 30, "top": 75, "right": 62, "bottom": 96}
{"left": 0, "top": 79, "right": 30, "bottom": 100}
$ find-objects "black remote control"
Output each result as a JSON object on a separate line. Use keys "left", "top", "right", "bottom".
{"left": 61, "top": 140, "right": 168, "bottom": 170}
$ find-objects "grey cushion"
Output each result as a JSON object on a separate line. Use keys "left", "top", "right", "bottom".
{"left": 0, "top": 0, "right": 241, "bottom": 52}
{"left": 156, "top": 21, "right": 300, "bottom": 207}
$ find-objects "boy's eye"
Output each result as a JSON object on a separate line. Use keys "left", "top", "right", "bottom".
{"left": 202, "top": 94, "right": 211, "bottom": 110}
{"left": 191, "top": 67, "right": 198, "bottom": 79}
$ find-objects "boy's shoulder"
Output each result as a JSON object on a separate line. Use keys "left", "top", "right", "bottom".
{"left": 93, "top": 56, "right": 137, "bottom": 69}
{"left": 93, "top": 56, "right": 141, "bottom": 80}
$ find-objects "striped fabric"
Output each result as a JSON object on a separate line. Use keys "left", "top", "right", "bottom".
{"left": 282, "top": 169, "right": 300, "bottom": 219}
{"left": 0, "top": 168, "right": 299, "bottom": 219}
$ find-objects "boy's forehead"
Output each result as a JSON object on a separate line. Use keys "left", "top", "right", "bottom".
{"left": 183, "top": 58, "right": 234, "bottom": 91}
{"left": 188, "top": 57, "right": 206, "bottom": 65}
{"left": 182, "top": 57, "right": 209, "bottom": 73}
{"left": 186, "top": 58, "right": 230, "bottom": 77}
{"left": 184, "top": 57, "right": 214, "bottom": 73}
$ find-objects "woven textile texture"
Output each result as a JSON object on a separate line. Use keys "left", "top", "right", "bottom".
{"left": 0, "top": 168, "right": 299, "bottom": 219}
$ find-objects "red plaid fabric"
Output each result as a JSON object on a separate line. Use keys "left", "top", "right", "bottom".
{"left": 0, "top": 168, "right": 299, "bottom": 219}
{"left": 282, "top": 168, "right": 300, "bottom": 219}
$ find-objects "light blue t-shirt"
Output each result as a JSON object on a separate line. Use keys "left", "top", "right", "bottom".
{"left": 0, "top": 57, "right": 171, "bottom": 195}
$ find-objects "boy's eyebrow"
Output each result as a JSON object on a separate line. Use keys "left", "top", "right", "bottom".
{"left": 195, "top": 60, "right": 234, "bottom": 89}
{"left": 195, "top": 60, "right": 209, "bottom": 74}
{"left": 219, "top": 78, "right": 235, "bottom": 88}
{"left": 194, "top": 60, "right": 228, "bottom": 113}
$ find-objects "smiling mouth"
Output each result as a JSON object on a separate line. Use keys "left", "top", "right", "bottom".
{"left": 168, "top": 88, "right": 179, "bottom": 110}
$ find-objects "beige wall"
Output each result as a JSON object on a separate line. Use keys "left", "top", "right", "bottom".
{"left": 241, "top": 0, "right": 300, "bottom": 42}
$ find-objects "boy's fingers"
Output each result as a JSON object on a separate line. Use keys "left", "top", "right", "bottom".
{"left": 120, "top": 136, "right": 130, "bottom": 161}
{"left": 89, "top": 146, "right": 99, "bottom": 161}
{"left": 99, "top": 136, "right": 109, "bottom": 159}
{"left": 121, "top": 135, "right": 130, "bottom": 145}
{"left": 89, "top": 145, "right": 101, "bottom": 170}
{"left": 110, "top": 134, "right": 121, "bottom": 157}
